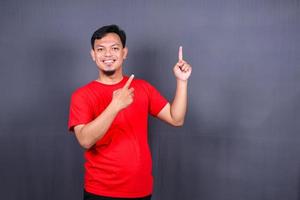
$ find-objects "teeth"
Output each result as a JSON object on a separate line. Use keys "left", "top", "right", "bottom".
{"left": 104, "top": 60, "right": 114, "bottom": 64}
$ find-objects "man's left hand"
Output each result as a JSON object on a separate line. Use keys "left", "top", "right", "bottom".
{"left": 173, "top": 46, "right": 192, "bottom": 81}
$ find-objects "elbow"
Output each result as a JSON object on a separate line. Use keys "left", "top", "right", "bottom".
{"left": 74, "top": 125, "right": 95, "bottom": 150}
{"left": 81, "top": 143, "right": 92, "bottom": 150}
{"left": 172, "top": 120, "right": 184, "bottom": 127}
{"left": 77, "top": 138, "right": 94, "bottom": 150}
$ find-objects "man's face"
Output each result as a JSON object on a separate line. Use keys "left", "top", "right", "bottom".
{"left": 91, "top": 33, "right": 128, "bottom": 76}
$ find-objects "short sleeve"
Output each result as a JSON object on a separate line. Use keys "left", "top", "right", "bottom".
{"left": 68, "top": 91, "right": 94, "bottom": 132}
{"left": 146, "top": 82, "right": 168, "bottom": 116}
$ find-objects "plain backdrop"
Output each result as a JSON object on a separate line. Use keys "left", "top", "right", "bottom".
{"left": 0, "top": 0, "right": 299, "bottom": 200}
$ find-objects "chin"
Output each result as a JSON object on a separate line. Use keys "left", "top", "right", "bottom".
{"left": 102, "top": 70, "right": 116, "bottom": 76}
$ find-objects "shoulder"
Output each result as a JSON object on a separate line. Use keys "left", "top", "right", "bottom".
{"left": 132, "top": 78, "right": 148, "bottom": 85}
{"left": 131, "top": 78, "right": 161, "bottom": 96}
{"left": 71, "top": 81, "right": 96, "bottom": 99}
{"left": 132, "top": 77, "right": 156, "bottom": 88}
{"left": 131, "top": 78, "right": 151, "bottom": 90}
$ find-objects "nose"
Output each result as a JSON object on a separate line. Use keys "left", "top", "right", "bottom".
{"left": 104, "top": 49, "right": 112, "bottom": 56}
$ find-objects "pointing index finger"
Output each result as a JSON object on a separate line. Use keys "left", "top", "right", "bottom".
{"left": 178, "top": 46, "right": 183, "bottom": 61}
{"left": 123, "top": 74, "right": 134, "bottom": 89}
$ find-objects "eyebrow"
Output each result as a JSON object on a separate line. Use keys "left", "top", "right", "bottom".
{"left": 95, "top": 43, "right": 121, "bottom": 48}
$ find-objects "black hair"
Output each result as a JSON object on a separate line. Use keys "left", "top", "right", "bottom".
{"left": 91, "top": 24, "right": 126, "bottom": 49}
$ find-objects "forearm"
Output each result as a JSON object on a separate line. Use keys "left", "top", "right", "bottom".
{"left": 170, "top": 79, "right": 188, "bottom": 125}
{"left": 75, "top": 75, "right": 135, "bottom": 149}
{"left": 75, "top": 102, "right": 120, "bottom": 149}
{"left": 157, "top": 46, "right": 191, "bottom": 126}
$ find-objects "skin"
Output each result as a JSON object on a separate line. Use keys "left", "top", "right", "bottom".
{"left": 90, "top": 33, "right": 128, "bottom": 84}
{"left": 74, "top": 33, "right": 192, "bottom": 149}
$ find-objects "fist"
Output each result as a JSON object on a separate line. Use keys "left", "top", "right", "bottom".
{"left": 111, "top": 75, "right": 135, "bottom": 111}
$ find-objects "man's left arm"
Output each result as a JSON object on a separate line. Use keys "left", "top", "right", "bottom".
{"left": 157, "top": 46, "right": 192, "bottom": 126}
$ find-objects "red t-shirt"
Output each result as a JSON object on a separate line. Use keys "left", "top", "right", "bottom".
{"left": 68, "top": 76, "right": 168, "bottom": 198}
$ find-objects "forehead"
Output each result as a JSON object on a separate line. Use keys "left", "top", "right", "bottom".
{"left": 94, "top": 33, "right": 122, "bottom": 47}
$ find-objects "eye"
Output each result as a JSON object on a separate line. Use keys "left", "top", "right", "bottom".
{"left": 96, "top": 48, "right": 104, "bottom": 52}
{"left": 112, "top": 47, "right": 120, "bottom": 51}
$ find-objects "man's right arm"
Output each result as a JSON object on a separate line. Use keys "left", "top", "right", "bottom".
{"left": 74, "top": 75, "right": 135, "bottom": 149}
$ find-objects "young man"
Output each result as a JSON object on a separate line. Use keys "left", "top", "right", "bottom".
{"left": 68, "top": 25, "right": 192, "bottom": 200}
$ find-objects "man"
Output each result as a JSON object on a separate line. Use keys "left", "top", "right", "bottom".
{"left": 68, "top": 24, "right": 192, "bottom": 200}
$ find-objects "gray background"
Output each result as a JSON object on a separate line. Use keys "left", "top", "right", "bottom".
{"left": 0, "top": 0, "right": 300, "bottom": 199}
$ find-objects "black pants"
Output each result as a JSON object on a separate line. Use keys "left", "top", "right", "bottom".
{"left": 84, "top": 190, "right": 152, "bottom": 200}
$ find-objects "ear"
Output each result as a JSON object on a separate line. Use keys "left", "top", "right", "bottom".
{"left": 123, "top": 47, "right": 128, "bottom": 59}
{"left": 90, "top": 49, "right": 96, "bottom": 61}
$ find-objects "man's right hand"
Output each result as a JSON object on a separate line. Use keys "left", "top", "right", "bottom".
{"left": 111, "top": 74, "right": 135, "bottom": 111}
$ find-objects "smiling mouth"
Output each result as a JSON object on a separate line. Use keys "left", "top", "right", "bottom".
{"left": 103, "top": 59, "right": 116, "bottom": 65}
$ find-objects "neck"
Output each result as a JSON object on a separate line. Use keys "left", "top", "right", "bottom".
{"left": 97, "top": 69, "right": 123, "bottom": 85}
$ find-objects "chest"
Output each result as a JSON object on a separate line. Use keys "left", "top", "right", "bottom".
{"left": 89, "top": 86, "right": 149, "bottom": 121}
